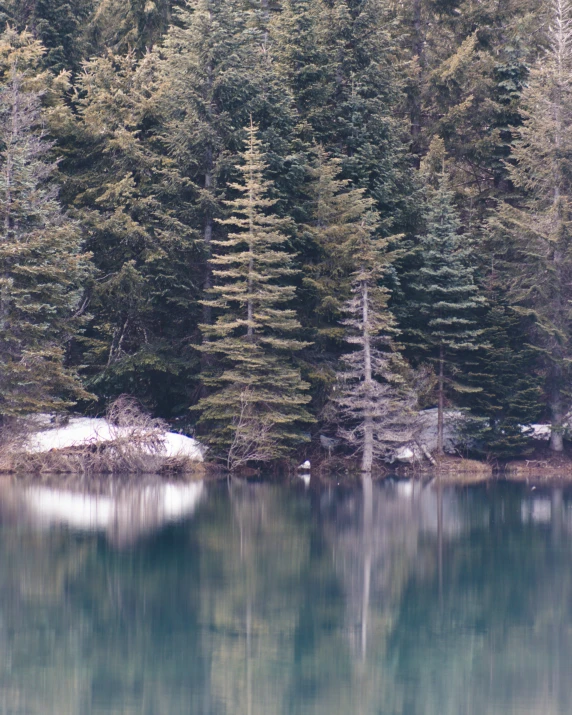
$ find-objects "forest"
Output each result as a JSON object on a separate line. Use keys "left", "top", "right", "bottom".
{"left": 0, "top": 0, "right": 570, "bottom": 469}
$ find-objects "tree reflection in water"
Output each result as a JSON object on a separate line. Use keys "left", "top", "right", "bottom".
{"left": 0, "top": 479, "right": 572, "bottom": 714}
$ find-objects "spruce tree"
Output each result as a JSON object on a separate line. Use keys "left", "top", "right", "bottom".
{"left": 409, "top": 146, "right": 486, "bottom": 455}
{"left": 159, "top": 0, "right": 299, "bottom": 324}
{"left": 273, "top": 0, "right": 417, "bottom": 236}
{"left": 334, "top": 211, "right": 415, "bottom": 472}
{"left": 0, "top": 52, "right": 90, "bottom": 416}
{"left": 299, "top": 145, "right": 396, "bottom": 410}
{"left": 58, "top": 50, "right": 202, "bottom": 416}
{"left": 493, "top": 0, "right": 572, "bottom": 452}
{"left": 0, "top": 0, "right": 94, "bottom": 73}
{"left": 301, "top": 147, "right": 373, "bottom": 358}
{"left": 197, "top": 121, "right": 312, "bottom": 464}
{"left": 467, "top": 297, "right": 543, "bottom": 459}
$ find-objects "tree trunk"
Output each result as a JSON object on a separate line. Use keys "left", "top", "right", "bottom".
{"left": 550, "top": 388, "right": 564, "bottom": 452}
{"left": 202, "top": 150, "right": 213, "bottom": 325}
{"left": 437, "top": 344, "right": 445, "bottom": 456}
{"left": 361, "top": 281, "right": 373, "bottom": 472}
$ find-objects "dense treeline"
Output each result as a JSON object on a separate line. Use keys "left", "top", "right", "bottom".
{"left": 0, "top": 0, "right": 569, "bottom": 467}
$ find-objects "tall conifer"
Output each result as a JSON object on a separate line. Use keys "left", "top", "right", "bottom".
{"left": 493, "top": 0, "right": 572, "bottom": 451}
{"left": 0, "top": 32, "right": 90, "bottom": 416}
{"left": 197, "top": 121, "right": 312, "bottom": 463}
{"left": 334, "top": 212, "right": 415, "bottom": 472}
{"left": 409, "top": 145, "right": 485, "bottom": 455}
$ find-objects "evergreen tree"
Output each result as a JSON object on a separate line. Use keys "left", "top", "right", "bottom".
{"left": 158, "top": 0, "right": 300, "bottom": 326}
{"left": 57, "top": 50, "right": 202, "bottom": 417}
{"left": 87, "top": 0, "right": 182, "bottom": 55}
{"left": 408, "top": 144, "right": 486, "bottom": 455}
{"left": 334, "top": 211, "right": 415, "bottom": 472}
{"left": 273, "top": 0, "right": 417, "bottom": 237}
{"left": 197, "top": 121, "right": 312, "bottom": 464}
{"left": 0, "top": 0, "right": 94, "bottom": 73}
{"left": 299, "top": 145, "right": 387, "bottom": 406}
{"left": 493, "top": 0, "right": 572, "bottom": 452}
{"left": 398, "top": 0, "right": 545, "bottom": 215}
{"left": 0, "top": 42, "right": 90, "bottom": 416}
{"left": 467, "top": 297, "right": 543, "bottom": 459}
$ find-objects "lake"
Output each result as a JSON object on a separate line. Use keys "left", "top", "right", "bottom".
{"left": 0, "top": 477, "right": 571, "bottom": 715}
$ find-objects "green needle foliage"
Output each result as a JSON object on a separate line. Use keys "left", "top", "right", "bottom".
{"left": 334, "top": 208, "right": 415, "bottom": 472}
{"left": 0, "top": 30, "right": 91, "bottom": 416}
{"left": 408, "top": 142, "right": 486, "bottom": 454}
{"left": 492, "top": 0, "right": 572, "bottom": 452}
{"left": 466, "top": 298, "right": 544, "bottom": 459}
{"left": 197, "top": 121, "right": 312, "bottom": 466}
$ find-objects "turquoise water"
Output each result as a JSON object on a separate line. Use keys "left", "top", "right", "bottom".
{"left": 0, "top": 478, "right": 571, "bottom": 714}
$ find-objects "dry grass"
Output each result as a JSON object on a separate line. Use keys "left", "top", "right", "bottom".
{"left": 505, "top": 454, "right": 572, "bottom": 481}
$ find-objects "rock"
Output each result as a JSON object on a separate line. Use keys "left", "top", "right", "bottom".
{"left": 298, "top": 460, "right": 311, "bottom": 470}
{"left": 395, "top": 409, "right": 470, "bottom": 463}
{"left": 319, "top": 435, "right": 340, "bottom": 452}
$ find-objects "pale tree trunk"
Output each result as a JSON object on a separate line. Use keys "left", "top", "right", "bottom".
{"left": 549, "top": 5, "right": 566, "bottom": 452}
{"left": 0, "top": 77, "right": 17, "bottom": 337}
{"left": 202, "top": 156, "right": 213, "bottom": 324}
{"left": 247, "top": 127, "right": 254, "bottom": 340}
{"left": 361, "top": 281, "right": 373, "bottom": 473}
{"left": 437, "top": 344, "right": 445, "bottom": 456}
{"left": 202, "top": 23, "right": 214, "bottom": 324}
{"left": 550, "top": 366, "right": 564, "bottom": 452}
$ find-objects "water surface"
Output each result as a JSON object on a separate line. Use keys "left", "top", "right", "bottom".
{"left": 1, "top": 478, "right": 571, "bottom": 714}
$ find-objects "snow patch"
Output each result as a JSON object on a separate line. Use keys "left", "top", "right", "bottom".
{"left": 25, "top": 416, "right": 204, "bottom": 462}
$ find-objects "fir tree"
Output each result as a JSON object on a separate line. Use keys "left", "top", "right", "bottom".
{"left": 0, "top": 59, "right": 90, "bottom": 416}
{"left": 409, "top": 144, "right": 486, "bottom": 455}
{"left": 334, "top": 212, "right": 415, "bottom": 472}
{"left": 197, "top": 121, "right": 312, "bottom": 464}
{"left": 493, "top": 0, "right": 572, "bottom": 451}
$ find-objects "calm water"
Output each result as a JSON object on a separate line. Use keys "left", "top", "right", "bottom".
{"left": 0, "top": 477, "right": 571, "bottom": 715}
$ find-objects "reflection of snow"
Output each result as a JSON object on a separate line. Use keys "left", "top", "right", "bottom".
{"left": 6, "top": 482, "right": 205, "bottom": 545}
{"left": 25, "top": 417, "right": 204, "bottom": 461}
{"left": 521, "top": 497, "right": 552, "bottom": 523}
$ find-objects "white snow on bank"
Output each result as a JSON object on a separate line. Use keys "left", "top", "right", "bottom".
{"left": 526, "top": 424, "right": 552, "bottom": 440}
{"left": 25, "top": 416, "right": 204, "bottom": 462}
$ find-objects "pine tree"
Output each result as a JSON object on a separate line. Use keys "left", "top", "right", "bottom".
{"left": 334, "top": 212, "right": 415, "bottom": 472}
{"left": 409, "top": 144, "right": 486, "bottom": 455}
{"left": 493, "top": 0, "right": 572, "bottom": 452}
{"left": 0, "top": 53, "right": 90, "bottom": 416}
{"left": 196, "top": 121, "right": 312, "bottom": 464}
{"left": 273, "top": 0, "right": 417, "bottom": 236}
